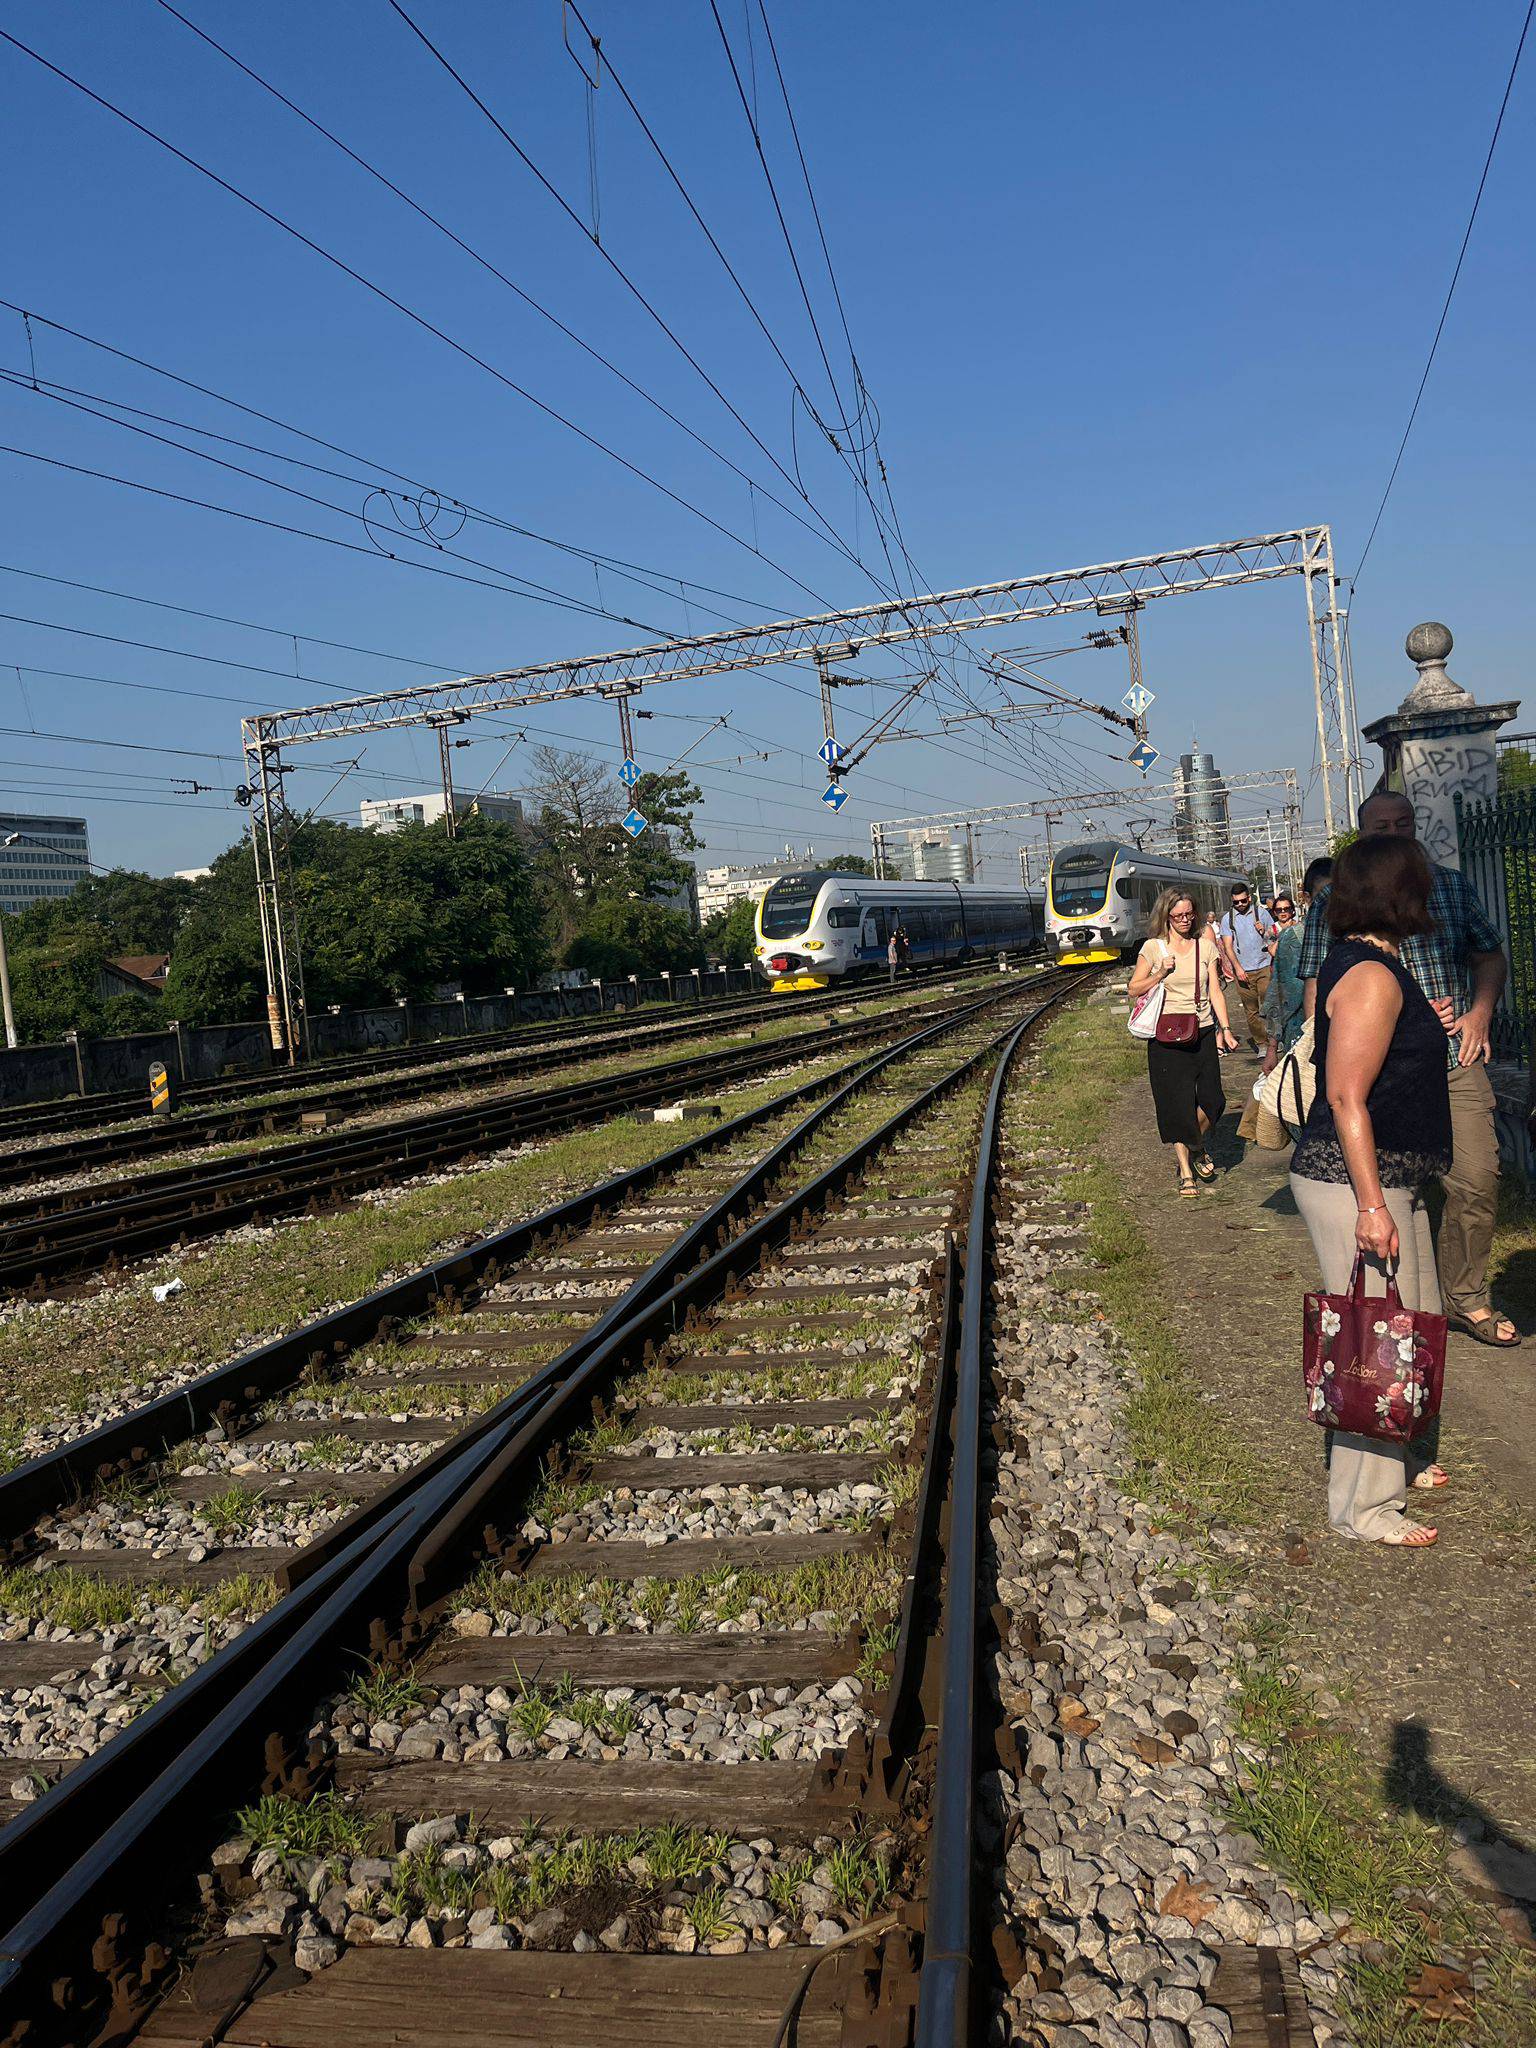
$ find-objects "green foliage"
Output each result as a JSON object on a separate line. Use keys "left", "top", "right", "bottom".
{"left": 524, "top": 748, "right": 703, "bottom": 977}
{"left": 701, "top": 895, "right": 759, "bottom": 967}
{"left": 165, "top": 815, "right": 546, "bottom": 1025}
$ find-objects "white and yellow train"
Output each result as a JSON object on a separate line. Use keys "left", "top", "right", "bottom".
{"left": 1046, "top": 840, "right": 1246, "bottom": 964}
{"left": 754, "top": 872, "right": 1045, "bottom": 990}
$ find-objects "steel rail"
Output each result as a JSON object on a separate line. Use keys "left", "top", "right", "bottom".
{"left": 911, "top": 1010, "right": 1032, "bottom": 2046}
{"left": 0, "top": 977, "right": 1078, "bottom": 2042}
{"left": 0, "top": 985, "right": 842, "bottom": 1185}
{"left": 0, "top": 961, "right": 1001, "bottom": 1155}
{"left": 0, "top": 981, "right": 1037, "bottom": 1543}
{"left": 0, "top": 983, "right": 779, "bottom": 1140}
{"left": 0, "top": 982, "right": 1025, "bottom": 1292}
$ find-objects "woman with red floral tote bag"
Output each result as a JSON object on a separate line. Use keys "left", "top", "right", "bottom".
{"left": 1289, "top": 835, "right": 1452, "bottom": 1545}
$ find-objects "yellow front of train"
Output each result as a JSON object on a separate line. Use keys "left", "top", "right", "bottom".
{"left": 1046, "top": 842, "right": 1124, "bottom": 963}
{"left": 754, "top": 872, "right": 834, "bottom": 990}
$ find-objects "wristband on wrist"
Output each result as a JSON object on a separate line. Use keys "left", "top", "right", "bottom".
{"left": 1358, "top": 1204, "right": 1385, "bottom": 1216}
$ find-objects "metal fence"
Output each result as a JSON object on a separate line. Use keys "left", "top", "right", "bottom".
{"left": 1457, "top": 780, "right": 1536, "bottom": 1065}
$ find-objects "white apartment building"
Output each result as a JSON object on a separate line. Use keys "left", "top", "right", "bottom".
{"left": 0, "top": 812, "right": 90, "bottom": 914}
{"left": 697, "top": 863, "right": 791, "bottom": 921}
{"left": 360, "top": 790, "right": 524, "bottom": 833}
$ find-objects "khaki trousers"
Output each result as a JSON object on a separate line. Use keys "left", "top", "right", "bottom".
{"left": 1233, "top": 965, "right": 1272, "bottom": 1049}
{"left": 1290, "top": 1176, "right": 1441, "bottom": 1542}
{"left": 1439, "top": 1061, "right": 1500, "bottom": 1320}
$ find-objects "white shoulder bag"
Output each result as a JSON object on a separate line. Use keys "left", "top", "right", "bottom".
{"left": 1127, "top": 940, "right": 1167, "bottom": 1041}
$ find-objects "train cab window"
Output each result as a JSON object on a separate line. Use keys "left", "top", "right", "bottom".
{"left": 826, "top": 907, "right": 860, "bottom": 928}
{"left": 1116, "top": 878, "right": 1137, "bottom": 900}
{"left": 760, "top": 873, "right": 827, "bottom": 937}
{"left": 1051, "top": 842, "right": 1116, "bottom": 915}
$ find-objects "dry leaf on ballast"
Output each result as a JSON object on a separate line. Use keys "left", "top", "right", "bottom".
{"left": 1157, "top": 1878, "right": 1219, "bottom": 1928}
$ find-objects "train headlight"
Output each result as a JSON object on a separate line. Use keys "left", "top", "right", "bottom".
{"left": 803, "top": 940, "right": 824, "bottom": 951}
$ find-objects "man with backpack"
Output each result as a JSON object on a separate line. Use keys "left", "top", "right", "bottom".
{"left": 1216, "top": 881, "right": 1278, "bottom": 1052}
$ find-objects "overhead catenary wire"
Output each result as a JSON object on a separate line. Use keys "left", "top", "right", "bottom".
{"left": 380, "top": 0, "right": 892, "bottom": 594}
{"left": 144, "top": 0, "right": 883, "bottom": 599}
{"left": 0, "top": 24, "right": 848, "bottom": 613}
{"left": 1353, "top": 0, "right": 1534, "bottom": 583}
{"left": 0, "top": 298, "right": 787, "bottom": 622}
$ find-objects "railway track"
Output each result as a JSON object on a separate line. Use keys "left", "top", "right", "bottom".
{"left": 0, "top": 968, "right": 1084, "bottom": 2045}
{"left": 0, "top": 997, "right": 769, "bottom": 1144}
{"left": 0, "top": 965, "right": 1003, "bottom": 1158}
{"left": 0, "top": 975, "right": 1027, "bottom": 1295}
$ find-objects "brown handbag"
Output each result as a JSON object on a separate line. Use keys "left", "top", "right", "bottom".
{"left": 1153, "top": 933, "right": 1201, "bottom": 1044}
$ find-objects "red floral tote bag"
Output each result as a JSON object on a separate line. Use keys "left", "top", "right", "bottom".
{"left": 1302, "top": 1255, "right": 1446, "bottom": 1442}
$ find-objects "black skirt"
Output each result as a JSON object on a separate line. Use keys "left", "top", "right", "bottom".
{"left": 1146, "top": 1027, "right": 1225, "bottom": 1147}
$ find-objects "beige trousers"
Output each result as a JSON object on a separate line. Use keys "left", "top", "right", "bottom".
{"left": 1440, "top": 1061, "right": 1500, "bottom": 1320}
{"left": 1290, "top": 1175, "right": 1442, "bottom": 1542}
{"left": 1233, "top": 965, "right": 1272, "bottom": 1049}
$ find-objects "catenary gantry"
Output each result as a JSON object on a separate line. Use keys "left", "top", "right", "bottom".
{"left": 242, "top": 526, "right": 1360, "bottom": 1054}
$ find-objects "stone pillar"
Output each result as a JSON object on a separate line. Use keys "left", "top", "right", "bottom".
{"left": 1360, "top": 623, "right": 1519, "bottom": 870}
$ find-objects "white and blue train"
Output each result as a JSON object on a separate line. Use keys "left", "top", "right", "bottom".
{"left": 1046, "top": 841, "right": 1247, "bottom": 964}
{"left": 754, "top": 871, "right": 1046, "bottom": 990}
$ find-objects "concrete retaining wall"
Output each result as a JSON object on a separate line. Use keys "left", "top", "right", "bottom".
{"left": 0, "top": 968, "right": 758, "bottom": 1110}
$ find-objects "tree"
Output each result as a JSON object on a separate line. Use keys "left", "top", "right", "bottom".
{"left": 826, "top": 854, "right": 876, "bottom": 877}
{"left": 701, "top": 896, "right": 759, "bottom": 966}
{"left": 526, "top": 748, "right": 704, "bottom": 976}
{"left": 565, "top": 897, "right": 702, "bottom": 979}
{"left": 164, "top": 814, "right": 547, "bottom": 1026}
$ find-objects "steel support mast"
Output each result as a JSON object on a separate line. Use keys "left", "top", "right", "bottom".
{"left": 242, "top": 527, "right": 1353, "bottom": 1055}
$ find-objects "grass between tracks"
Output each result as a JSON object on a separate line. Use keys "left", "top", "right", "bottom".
{"left": 1020, "top": 992, "right": 1536, "bottom": 2048}
{"left": 0, "top": 1061, "right": 862, "bottom": 1472}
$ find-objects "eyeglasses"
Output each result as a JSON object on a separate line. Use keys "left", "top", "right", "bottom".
{"left": 1274, "top": 904, "right": 1295, "bottom": 917}
{"left": 1169, "top": 909, "right": 1197, "bottom": 921}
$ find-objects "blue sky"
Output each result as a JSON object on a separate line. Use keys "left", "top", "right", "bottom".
{"left": 1, "top": 0, "right": 1531, "bottom": 880}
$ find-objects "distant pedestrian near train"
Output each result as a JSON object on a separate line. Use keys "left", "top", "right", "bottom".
{"left": 1262, "top": 858, "right": 1333, "bottom": 1059}
{"left": 1301, "top": 790, "right": 1516, "bottom": 1346}
{"left": 1290, "top": 834, "right": 1451, "bottom": 1544}
{"left": 1216, "top": 881, "right": 1278, "bottom": 1051}
{"left": 1127, "top": 889, "right": 1240, "bottom": 1196}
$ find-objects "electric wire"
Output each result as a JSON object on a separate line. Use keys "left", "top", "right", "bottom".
{"left": 0, "top": 23, "right": 844, "bottom": 610}
{"left": 0, "top": 298, "right": 785, "bottom": 619}
{"left": 1353, "top": 0, "right": 1534, "bottom": 583}
{"left": 147, "top": 0, "right": 879, "bottom": 594}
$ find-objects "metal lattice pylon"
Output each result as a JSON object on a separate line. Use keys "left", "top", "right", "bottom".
{"left": 242, "top": 526, "right": 1357, "bottom": 1055}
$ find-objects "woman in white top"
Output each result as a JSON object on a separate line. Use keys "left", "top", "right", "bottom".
{"left": 1128, "top": 888, "right": 1240, "bottom": 1195}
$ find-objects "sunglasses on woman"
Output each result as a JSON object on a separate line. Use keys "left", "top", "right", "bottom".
{"left": 1274, "top": 903, "right": 1296, "bottom": 919}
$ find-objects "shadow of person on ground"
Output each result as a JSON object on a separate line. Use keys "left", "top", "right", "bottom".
{"left": 1386, "top": 1721, "right": 1536, "bottom": 1940}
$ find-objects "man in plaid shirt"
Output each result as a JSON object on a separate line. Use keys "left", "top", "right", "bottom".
{"left": 1301, "top": 788, "right": 1516, "bottom": 1343}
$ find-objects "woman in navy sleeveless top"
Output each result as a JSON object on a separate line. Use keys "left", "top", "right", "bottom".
{"left": 1290, "top": 835, "right": 1450, "bottom": 1546}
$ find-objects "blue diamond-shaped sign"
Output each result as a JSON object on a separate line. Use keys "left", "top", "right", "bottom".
{"left": 618, "top": 758, "right": 640, "bottom": 787}
{"left": 1128, "top": 740, "right": 1159, "bottom": 775}
{"left": 1121, "top": 684, "right": 1155, "bottom": 717}
{"left": 821, "top": 782, "right": 849, "bottom": 813}
{"left": 621, "top": 808, "right": 648, "bottom": 837}
{"left": 817, "top": 737, "right": 844, "bottom": 767}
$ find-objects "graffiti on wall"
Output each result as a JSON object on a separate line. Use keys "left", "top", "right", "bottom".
{"left": 1398, "top": 733, "right": 1498, "bottom": 870}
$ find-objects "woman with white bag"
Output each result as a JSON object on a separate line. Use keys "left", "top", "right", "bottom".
{"left": 1127, "top": 889, "right": 1240, "bottom": 1196}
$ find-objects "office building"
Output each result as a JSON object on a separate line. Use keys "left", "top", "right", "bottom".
{"left": 360, "top": 790, "right": 524, "bottom": 833}
{"left": 0, "top": 812, "right": 90, "bottom": 914}
{"left": 908, "top": 832, "right": 974, "bottom": 883}
{"left": 1172, "top": 748, "right": 1232, "bottom": 865}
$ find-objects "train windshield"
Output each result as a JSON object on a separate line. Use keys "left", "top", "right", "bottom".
{"left": 759, "top": 873, "right": 827, "bottom": 938}
{"left": 1051, "top": 842, "right": 1116, "bottom": 916}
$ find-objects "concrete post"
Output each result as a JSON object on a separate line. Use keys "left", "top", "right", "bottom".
{"left": 1361, "top": 623, "right": 1519, "bottom": 869}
